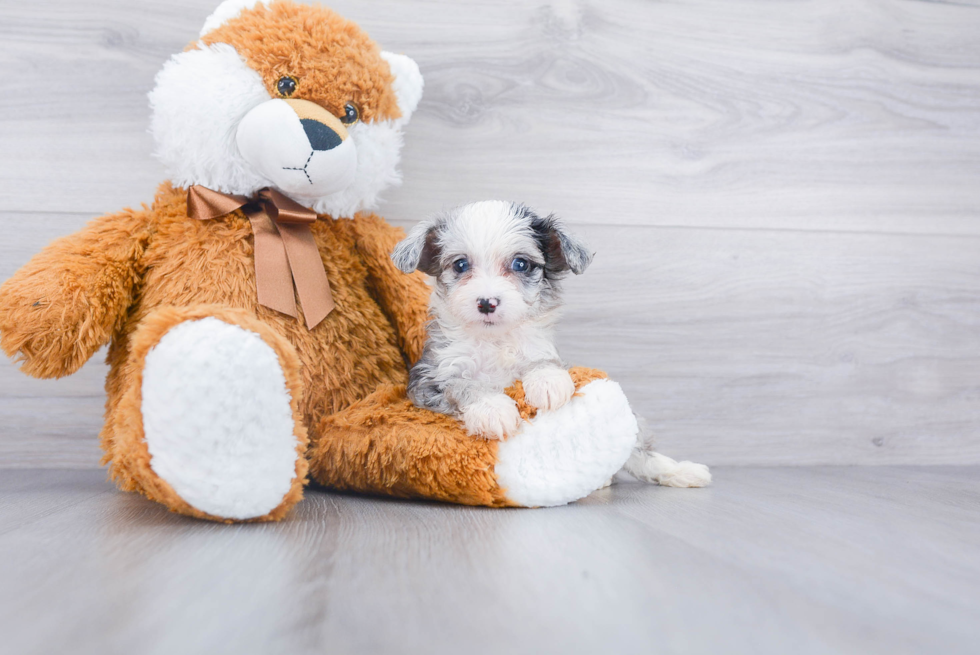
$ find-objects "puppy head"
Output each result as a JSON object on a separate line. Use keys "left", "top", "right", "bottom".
{"left": 392, "top": 201, "right": 593, "bottom": 331}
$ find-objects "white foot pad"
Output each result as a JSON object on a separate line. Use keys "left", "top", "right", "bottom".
{"left": 495, "top": 379, "right": 638, "bottom": 507}
{"left": 142, "top": 318, "right": 300, "bottom": 519}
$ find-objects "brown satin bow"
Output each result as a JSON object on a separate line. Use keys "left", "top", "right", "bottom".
{"left": 187, "top": 185, "right": 335, "bottom": 329}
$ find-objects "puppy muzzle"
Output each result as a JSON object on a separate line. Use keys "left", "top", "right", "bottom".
{"left": 236, "top": 98, "right": 358, "bottom": 200}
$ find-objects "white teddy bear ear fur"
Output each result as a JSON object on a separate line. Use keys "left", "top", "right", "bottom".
{"left": 380, "top": 52, "right": 424, "bottom": 121}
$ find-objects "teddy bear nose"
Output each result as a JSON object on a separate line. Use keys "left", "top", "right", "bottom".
{"left": 300, "top": 119, "right": 343, "bottom": 151}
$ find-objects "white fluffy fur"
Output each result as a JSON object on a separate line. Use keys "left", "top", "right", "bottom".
{"left": 141, "top": 318, "right": 300, "bottom": 519}
{"left": 149, "top": 43, "right": 272, "bottom": 197}
{"left": 309, "top": 118, "right": 406, "bottom": 217}
{"left": 624, "top": 451, "right": 713, "bottom": 488}
{"left": 380, "top": 51, "right": 424, "bottom": 121}
{"left": 495, "top": 379, "right": 638, "bottom": 507}
{"left": 235, "top": 99, "right": 359, "bottom": 200}
{"left": 148, "top": 4, "right": 424, "bottom": 218}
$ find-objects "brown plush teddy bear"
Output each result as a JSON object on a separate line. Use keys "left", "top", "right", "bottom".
{"left": 0, "top": 0, "right": 708, "bottom": 523}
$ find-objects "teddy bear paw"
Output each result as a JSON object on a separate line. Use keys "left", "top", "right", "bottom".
{"left": 141, "top": 317, "right": 302, "bottom": 520}
{"left": 495, "top": 378, "right": 637, "bottom": 507}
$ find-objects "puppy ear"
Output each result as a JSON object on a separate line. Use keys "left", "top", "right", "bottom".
{"left": 392, "top": 218, "right": 442, "bottom": 275}
{"left": 528, "top": 211, "right": 594, "bottom": 275}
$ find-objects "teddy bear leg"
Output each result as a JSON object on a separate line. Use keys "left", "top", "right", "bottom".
{"left": 307, "top": 368, "right": 638, "bottom": 508}
{"left": 104, "top": 306, "right": 308, "bottom": 522}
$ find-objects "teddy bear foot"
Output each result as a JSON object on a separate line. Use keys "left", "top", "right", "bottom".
{"left": 137, "top": 311, "right": 306, "bottom": 521}
{"left": 494, "top": 378, "right": 638, "bottom": 507}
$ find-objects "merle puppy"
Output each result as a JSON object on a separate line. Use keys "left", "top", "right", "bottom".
{"left": 391, "top": 201, "right": 592, "bottom": 439}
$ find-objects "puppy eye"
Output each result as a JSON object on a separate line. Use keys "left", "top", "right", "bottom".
{"left": 276, "top": 76, "right": 297, "bottom": 98}
{"left": 340, "top": 103, "right": 359, "bottom": 125}
{"left": 511, "top": 257, "right": 531, "bottom": 273}
{"left": 452, "top": 258, "right": 469, "bottom": 274}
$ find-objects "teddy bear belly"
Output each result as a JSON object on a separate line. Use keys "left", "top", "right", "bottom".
{"left": 123, "top": 224, "right": 409, "bottom": 429}
{"left": 127, "top": 284, "right": 408, "bottom": 425}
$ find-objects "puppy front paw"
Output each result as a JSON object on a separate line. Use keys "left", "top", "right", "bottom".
{"left": 461, "top": 394, "right": 522, "bottom": 440}
{"left": 523, "top": 367, "right": 575, "bottom": 412}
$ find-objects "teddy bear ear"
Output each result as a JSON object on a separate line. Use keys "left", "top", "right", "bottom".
{"left": 381, "top": 51, "right": 424, "bottom": 121}
{"left": 200, "top": 0, "right": 272, "bottom": 37}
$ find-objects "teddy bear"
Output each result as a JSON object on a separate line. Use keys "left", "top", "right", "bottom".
{"left": 0, "top": 0, "right": 709, "bottom": 523}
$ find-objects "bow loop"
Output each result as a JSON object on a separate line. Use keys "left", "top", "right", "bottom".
{"left": 258, "top": 188, "right": 318, "bottom": 225}
{"left": 186, "top": 185, "right": 334, "bottom": 329}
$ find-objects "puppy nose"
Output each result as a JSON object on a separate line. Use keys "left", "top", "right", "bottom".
{"left": 477, "top": 298, "right": 498, "bottom": 314}
{"left": 301, "top": 119, "right": 343, "bottom": 151}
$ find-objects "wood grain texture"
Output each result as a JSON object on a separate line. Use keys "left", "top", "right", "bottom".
{"left": 1, "top": 0, "right": 979, "bottom": 467}
{"left": 1, "top": 0, "right": 979, "bottom": 232}
{"left": 1, "top": 466, "right": 978, "bottom": 655}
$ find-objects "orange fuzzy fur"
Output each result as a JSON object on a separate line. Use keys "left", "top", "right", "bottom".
{"left": 201, "top": 2, "right": 402, "bottom": 124}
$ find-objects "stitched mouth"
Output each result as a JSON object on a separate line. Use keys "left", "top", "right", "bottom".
{"left": 282, "top": 150, "right": 315, "bottom": 185}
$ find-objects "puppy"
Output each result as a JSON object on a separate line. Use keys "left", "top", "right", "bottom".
{"left": 391, "top": 200, "right": 592, "bottom": 439}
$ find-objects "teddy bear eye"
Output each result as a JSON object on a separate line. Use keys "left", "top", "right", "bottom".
{"left": 340, "top": 103, "right": 359, "bottom": 125}
{"left": 276, "top": 76, "right": 297, "bottom": 98}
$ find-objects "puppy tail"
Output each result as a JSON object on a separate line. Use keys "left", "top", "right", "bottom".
{"left": 623, "top": 416, "right": 712, "bottom": 488}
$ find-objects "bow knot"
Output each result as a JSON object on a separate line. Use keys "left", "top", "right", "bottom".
{"left": 187, "top": 185, "right": 334, "bottom": 329}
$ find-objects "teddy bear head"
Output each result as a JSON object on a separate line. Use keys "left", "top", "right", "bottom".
{"left": 149, "top": 0, "right": 423, "bottom": 217}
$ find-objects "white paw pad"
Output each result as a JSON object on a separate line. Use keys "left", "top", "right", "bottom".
{"left": 462, "top": 393, "right": 522, "bottom": 440}
{"left": 141, "top": 317, "right": 300, "bottom": 519}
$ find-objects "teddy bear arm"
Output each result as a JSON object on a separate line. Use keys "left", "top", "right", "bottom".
{"left": 351, "top": 213, "right": 430, "bottom": 365}
{"left": 0, "top": 208, "right": 150, "bottom": 378}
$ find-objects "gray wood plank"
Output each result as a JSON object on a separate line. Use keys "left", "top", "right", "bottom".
{"left": 557, "top": 224, "right": 980, "bottom": 465}
{"left": 1, "top": 0, "right": 979, "bottom": 234}
{"left": 0, "top": 466, "right": 977, "bottom": 655}
{"left": 0, "top": 397, "right": 105, "bottom": 468}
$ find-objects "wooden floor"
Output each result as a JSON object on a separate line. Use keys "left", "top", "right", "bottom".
{"left": 1, "top": 466, "right": 977, "bottom": 655}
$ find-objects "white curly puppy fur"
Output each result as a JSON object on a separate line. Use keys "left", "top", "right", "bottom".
{"left": 392, "top": 201, "right": 712, "bottom": 488}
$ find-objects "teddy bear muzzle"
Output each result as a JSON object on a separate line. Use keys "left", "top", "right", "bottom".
{"left": 236, "top": 97, "right": 358, "bottom": 200}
